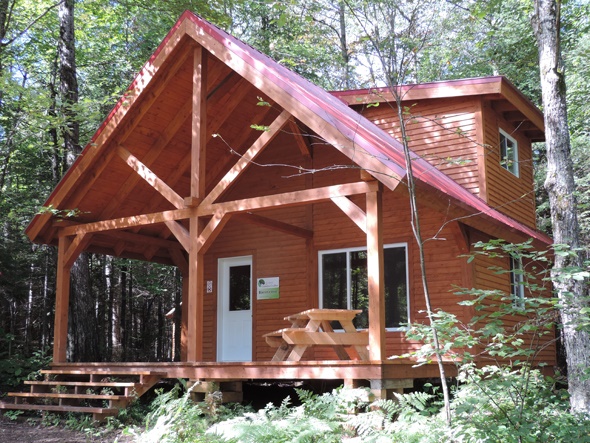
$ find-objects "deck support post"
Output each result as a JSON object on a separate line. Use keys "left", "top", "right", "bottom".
{"left": 366, "top": 184, "right": 385, "bottom": 361}
{"left": 370, "top": 379, "right": 413, "bottom": 400}
{"left": 180, "top": 273, "right": 189, "bottom": 361}
{"left": 186, "top": 44, "right": 207, "bottom": 362}
{"left": 53, "top": 234, "right": 73, "bottom": 362}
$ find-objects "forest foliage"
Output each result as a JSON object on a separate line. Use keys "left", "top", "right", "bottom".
{"left": 0, "top": 0, "right": 589, "bottom": 409}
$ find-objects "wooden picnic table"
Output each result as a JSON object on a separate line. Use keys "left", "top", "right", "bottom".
{"left": 263, "top": 309, "right": 369, "bottom": 362}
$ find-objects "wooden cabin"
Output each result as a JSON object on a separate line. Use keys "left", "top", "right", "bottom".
{"left": 3, "top": 11, "right": 554, "bottom": 418}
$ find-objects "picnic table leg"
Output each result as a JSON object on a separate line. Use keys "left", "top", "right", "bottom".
{"left": 320, "top": 320, "right": 352, "bottom": 360}
{"left": 339, "top": 320, "right": 369, "bottom": 361}
{"left": 286, "top": 345, "right": 307, "bottom": 361}
{"left": 271, "top": 343, "right": 293, "bottom": 361}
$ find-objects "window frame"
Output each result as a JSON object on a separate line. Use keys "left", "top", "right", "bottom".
{"left": 499, "top": 128, "right": 519, "bottom": 177}
{"left": 510, "top": 257, "right": 525, "bottom": 309}
{"left": 318, "top": 243, "right": 410, "bottom": 331}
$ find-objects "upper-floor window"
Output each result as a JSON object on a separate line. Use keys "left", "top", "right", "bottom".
{"left": 499, "top": 129, "right": 519, "bottom": 177}
{"left": 510, "top": 257, "right": 525, "bottom": 309}
{"left": 319, "top": 244, "right": 409, "bottom": 330}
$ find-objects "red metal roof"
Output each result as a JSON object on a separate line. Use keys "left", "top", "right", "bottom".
{"left": 178, "top": 12, "right": 550, "bottom": 245}
{"left": 27, "top": 11, "right": 552, "bottom": 247}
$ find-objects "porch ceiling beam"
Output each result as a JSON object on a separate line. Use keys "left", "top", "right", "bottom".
{"left": 139, "top": 77, "right": 254, "bottom": 210}
{"left": 233, "top": 213, "right": 313, "bottom": 239}
{"left": 61, "top": 208, "right": 192, "bottom": 237}
{"left": 199, "top": 109, "right": 292, "bottom": 207}
{"left": 185, "top": 23, "right": 405, "bottom": 192}
{"left": 100, "top": 230, "right": 184, "bottom": 250}
{"left": 100, "top": 98, "right": 192, "bottom": 219}
{"left": 116, "top": 145, "right": 184, "bottom": 210}
{"left": 331, "top": 196, "right": 367, "bottom": 234}
{"left": 203, "top": 102, "right": 276, "bottom": 197}
{"left": 169, "top": 248, "right": 188, "bottom": 277}
{"left": 165, "top": 220, "right": 191, "bottom": 252}
{"left": 289, "top": 120, "right": 311, "bottom": 158}
{"left": 448, "top": 221, "right": 469, "bottom": 254}
{"left": 196, "top": 212, "right": 232, "bottom": 254}
{"left": 198, "top": 181, "right": 378, "bottom": 217}
{"left": 38, "top": 41, "right": 191, "bottom": 227}
{"left": 63, "top": 232, "right": 93, "bottom": 270}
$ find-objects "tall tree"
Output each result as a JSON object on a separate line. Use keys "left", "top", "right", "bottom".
{"left": 58, "top": 0, "right": 98, "bottom": 361}
{"left": 532, "top": 0, "right": 590, "bottom": 413}
{"left": 345, "top": 0, "right": 454, "bottom": 424}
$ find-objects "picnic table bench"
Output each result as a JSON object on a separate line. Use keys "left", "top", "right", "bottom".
{"left": 263, "top": 309, "right": 369, "bottom": 361}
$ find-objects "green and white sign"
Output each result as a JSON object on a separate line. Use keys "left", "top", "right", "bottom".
{"left": 257, "top": 277, "right": 279, "bottom": 300}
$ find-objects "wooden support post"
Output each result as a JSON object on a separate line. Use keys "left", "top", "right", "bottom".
{"left": 185, "top": 45, "right": 207, "bottom": 362}
{"left": 53, "top": 235, "right": 73, "bottom": 362}
{"left": 191, "top": 45, "right": 207, "bottom": 200}
{"left": 180, "top": 272, "right": 189, "bottom": 361}
{"left": 366, "top": 184, "right": 385, "bottom": 361}
{"left": 187, "top": 216, "right": 205, "bottom": 361}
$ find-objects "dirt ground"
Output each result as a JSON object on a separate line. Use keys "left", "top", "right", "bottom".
{"left": 0, "top": 415, "right": 135, "bottom": 443}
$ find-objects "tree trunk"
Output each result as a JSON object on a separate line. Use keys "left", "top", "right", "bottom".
{"left": 58, "top": 0, "right": 80, "bottom": 164}
{"left": 58, "top": 0, "right": 99, "bottom": 362}
{"left": 120, "top": 264, "right": 127, "bottom": 361}
{"left": 173, "top": 269, "right": 181, "bottom": 362}
{"left": 106, "top": 257, "right": 114, "bottom": 360}
{"left": 338, "top": 1, "right": 351, "bottom": 89}
{"left": 533, "top": 0, "right": 590, "bottom": 413}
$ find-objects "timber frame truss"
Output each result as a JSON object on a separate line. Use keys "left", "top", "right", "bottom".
{"left": 50, "top": 46, "right": 396, "bottom": 364}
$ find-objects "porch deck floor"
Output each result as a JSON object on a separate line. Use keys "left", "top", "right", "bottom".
{"left": 49, "top": 360, "right": 455, "bottom": 382}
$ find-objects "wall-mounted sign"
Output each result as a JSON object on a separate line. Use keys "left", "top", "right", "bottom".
{"left": 257, "top": 277, "right": 279, "bottom": 300}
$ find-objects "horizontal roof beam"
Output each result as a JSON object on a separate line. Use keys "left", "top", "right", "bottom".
{"left": 60, "top": 208, "right": 192, "bottom": 237}
{"left": 198, "top": 181, "right": 378, "bottom": 217}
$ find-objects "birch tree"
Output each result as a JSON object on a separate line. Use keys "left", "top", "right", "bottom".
{"left": 533, "top": 0, "right": 590, "bottom": 414}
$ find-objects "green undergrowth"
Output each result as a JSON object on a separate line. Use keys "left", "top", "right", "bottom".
{"left": 126, "top": 368, "right": 590, "bottom": 443}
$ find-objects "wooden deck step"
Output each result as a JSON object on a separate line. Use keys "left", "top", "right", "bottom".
{"left": 24, "top": 380, "right": 138, "bottom": 388}
{"left": 41, "top": 369, "right": 166, "bottom": 376}
{"left": 0, "top": 402, "right": 118, "bottom": 416}
{"left": 8, "top": 392, "right": 130, "bottom": 401}
{"left": 1, "top": 368, "right": 164, "bottom": 422}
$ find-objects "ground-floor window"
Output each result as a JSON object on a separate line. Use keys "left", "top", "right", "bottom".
{"left": 510, "top": 257, "right": 525, "bottom": 309}
{"left": 319, "top": 244, "right": 409, "bottom": 330}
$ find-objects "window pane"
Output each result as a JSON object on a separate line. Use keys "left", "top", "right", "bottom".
{"left": 229, "top": 265, "right": 251, "bottom": 311}
{"left": 384, "top": 247, "right": 408, "bottom": 328}
{"left": 320, "top": 246, "right": 409, "bottom": 330}
{"left": 510, "top": 258, "right": 524, "bottom": 309}
{"left": 350, "top": 251, "right": 368, "bottom": 328}
{"left": 500, "top": 132, "right": 518, "bottom": 175}
{"left": 322, "top": 253, "right": 347, "bottom": 310}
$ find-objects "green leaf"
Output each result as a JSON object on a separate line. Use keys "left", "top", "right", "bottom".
{"left": 250, "top": 124, "right": 271, "bottom": 132}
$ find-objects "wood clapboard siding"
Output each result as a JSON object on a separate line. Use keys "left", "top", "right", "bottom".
{"left": 311, "top": 144, "right": 470, "bottom": 360}
{"left": 482, "top": 102, "right": 537, "bottom": 228}
{"left": 356, "top": 97, "right": 538, "bottom": 229}
{"left": 197, "top": 128, "right": 476, "bottom": 362}
{"left": 470, "top": 231, "right": 555, "bottom": 365}
{"left": 203, "top": 129, "right": 312, "bottom": 362}
{"left": 359, "top": 97, "right": 482, "bottom": 196}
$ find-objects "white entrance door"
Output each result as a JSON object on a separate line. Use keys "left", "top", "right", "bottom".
{"left": 217, "top": 256, "right": 253, "bottom": 362}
